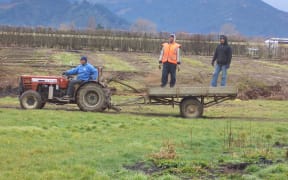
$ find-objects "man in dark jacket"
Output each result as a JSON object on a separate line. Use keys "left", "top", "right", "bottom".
{"left": 211, "top": 35, "right": 232, "bottom": 87}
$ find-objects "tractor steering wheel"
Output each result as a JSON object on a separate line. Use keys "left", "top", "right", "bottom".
{"left": 62, "top": 73, "right": 74, "bottom": 80}
{"left": 66, "top": 75, "right": 74, "bottom": 80}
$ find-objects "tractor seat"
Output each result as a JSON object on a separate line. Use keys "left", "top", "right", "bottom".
{"left": 73, "top": 81, "right": 86, "bottom": 90}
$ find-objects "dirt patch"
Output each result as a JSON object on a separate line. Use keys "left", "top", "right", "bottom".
{"left": 123, "top": 161, "right": 166, "bottom": 175}
{"left": 103, "top": 71, "right": 145, "bottom": 81}
{"left": 257, "top": 157, "right": 274, "bottom": 165}
{"left": 238, "top": 82, "right": 288, "bottom": 100}
{"left": 273, "top": 141, "right": 288, "bottom": 149}
{"left": 213, "top": 157, "right": 276, "bottom": 176}
{"left": 217, "top": 162, "right": 250, "bottom": 174}
{"left": 124, "top": 156, "right": 284, "bottom": 178}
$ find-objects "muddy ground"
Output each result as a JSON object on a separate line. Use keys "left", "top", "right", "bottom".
{"left": 123, "top": 156, "right": 286, "bottom": 179}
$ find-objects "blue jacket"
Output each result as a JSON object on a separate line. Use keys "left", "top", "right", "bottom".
{"left": 65, "top": 63, "right": 98, "bottom": 81}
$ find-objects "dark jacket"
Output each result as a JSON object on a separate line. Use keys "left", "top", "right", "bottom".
{"left": 212, "top": 35, "right": 232, "bottom": 65}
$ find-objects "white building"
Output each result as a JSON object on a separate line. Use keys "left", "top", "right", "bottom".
{"left": 265, "top": 38, "right": 288, "bottom": 57}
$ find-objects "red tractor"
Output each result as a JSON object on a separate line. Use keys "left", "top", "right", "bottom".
{"left": 18, "top": 67, "right": 112, "bottom": 112}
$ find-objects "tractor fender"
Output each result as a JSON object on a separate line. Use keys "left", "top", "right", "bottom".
{"left": 75, "top": 81, "right": 107, "bottom": 97}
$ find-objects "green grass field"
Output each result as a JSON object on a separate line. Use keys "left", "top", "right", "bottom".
{"left": 0, "top": 98, "right": 287, "bottom": 179}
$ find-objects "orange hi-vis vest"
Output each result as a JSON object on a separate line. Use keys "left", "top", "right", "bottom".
{"left": 161, "top": 42, "right": 181, "bottom": 64}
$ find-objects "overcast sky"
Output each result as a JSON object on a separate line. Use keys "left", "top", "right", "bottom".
{"left": 262, "top": 0, "right": 288, "bottom": 12}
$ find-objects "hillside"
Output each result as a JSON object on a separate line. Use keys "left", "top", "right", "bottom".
{"left": 1, "top": 0, "right": 288, "bottom": 36}
{"left": 86, "top": 0, "right": 288, "bottom": 36}
{"left": 0, "top": 0, "right": 129, "bottom": 29}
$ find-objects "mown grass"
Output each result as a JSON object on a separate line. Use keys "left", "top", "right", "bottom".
{"left": 52, "top": 52, "right": 80, "bottom": 66}
{"left": 181, "top": 57, "right": 208, "bottom": 69}
{"left": 0, "top": 98, "right": 288, "bottom": 179}
{"left": 0, "top": 97, "right": 19, "bottom": 106}
{"left": 258, "top": 61, "right": 288, "bottom": 71}
{"left": 137, "top": 54, "right": 160, "bottom": 69}
{"left": 97, "top": 54, "right": 136, "bottom": 72}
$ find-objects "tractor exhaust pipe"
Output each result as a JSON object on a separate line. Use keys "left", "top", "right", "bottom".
{"left": 48, "top": 85, "right": 54, "bottom": 99}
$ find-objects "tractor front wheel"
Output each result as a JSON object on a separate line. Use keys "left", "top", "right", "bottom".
{"left": 76, "top": 84, "right": 107, "bottom": 112}
{"left": 20, "top": 90, "right": 43, "bottom": 109}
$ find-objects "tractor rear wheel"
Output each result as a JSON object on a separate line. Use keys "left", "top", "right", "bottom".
{"left": 180, "top": 98, "right": 203, "bottom": 118}
{"left": 76, "top": 84, "right": 107, "bottom": 112}
{"left": 20, "top": 90, "right": 43, "bottom": 109}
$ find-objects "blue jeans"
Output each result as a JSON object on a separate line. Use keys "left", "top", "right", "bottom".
{"left": 161, "top": 62, "right": 177, "bottom": 87}
{"left": 211, "top": 64, "right": 228, "bottom": 87}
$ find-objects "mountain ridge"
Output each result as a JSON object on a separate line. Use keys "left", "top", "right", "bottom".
{"left": 0, "top": 0, "right": 129, "bottom": 29}
{"left": 93, "top": 0, "right": 288, "bottom": 36}
{"left": 0, "top": 0, "right": 288, "bottom": 36}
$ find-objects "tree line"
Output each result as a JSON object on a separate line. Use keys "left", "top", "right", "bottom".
{"left": 0, "top": 25, "right": 287, "bottom": 58}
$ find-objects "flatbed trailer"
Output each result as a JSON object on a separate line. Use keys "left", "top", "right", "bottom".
{"left": 113, "top": 86, "right": 238, "bottom": 118}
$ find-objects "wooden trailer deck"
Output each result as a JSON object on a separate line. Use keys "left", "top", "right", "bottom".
{"left": 148, "top": 86, "right": 238, "bottom": 97}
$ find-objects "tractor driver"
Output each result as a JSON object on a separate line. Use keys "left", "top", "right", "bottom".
{"left": 62, "top": 56, "right": 98, "bottom": 99}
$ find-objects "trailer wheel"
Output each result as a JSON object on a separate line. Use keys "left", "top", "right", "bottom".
{"left": 20, "top": 90, "right": 42, "bottom": 109}
{"left": 76, "top": 83, "right": 107, "bottom": 112}
{"left": 180, "top": 98, "right": 203, "bottom": 118}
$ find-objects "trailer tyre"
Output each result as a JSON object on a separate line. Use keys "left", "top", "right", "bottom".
{"left": 180, "top": 98, "right": 203, "bottom": 118}
{"left": 20, "top": 90, "right": 43, "bottom": 109}
{"left": 76, "top": 83, "right": 107, "bottom": 112}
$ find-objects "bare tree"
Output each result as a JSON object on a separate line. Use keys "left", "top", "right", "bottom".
{"left": 87, "top": 16, "right": 96, "bottom": 31}
{"left": 59, "top": 23, "right": 70, "bottom": 31}
{"left": 130, "top": 18, "right": 157, "bottom": 33}
{"left": 59, "top": 22, "right": 76, "bottom": 31}
{"left": 220, "top": 23, "right": 240, "bottom": 36}
{"left": 69, "top": 22, "right": 76, "bottom": 31}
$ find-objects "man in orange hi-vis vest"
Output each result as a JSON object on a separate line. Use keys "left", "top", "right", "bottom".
{"left": 159, "top": 34, "right": 181, "bottom": 88}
